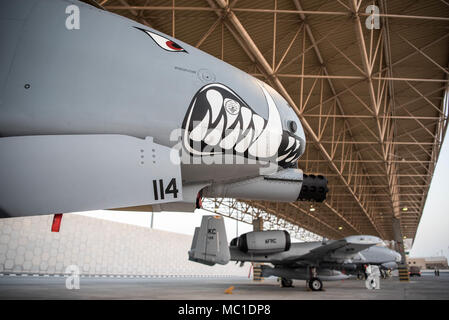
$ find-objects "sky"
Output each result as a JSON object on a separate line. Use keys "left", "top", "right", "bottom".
{"left": 408, "top": 90, "right": 449, "bottom": 260}
{"left": 409, "top": 132, "right": 449, "bottom": 260}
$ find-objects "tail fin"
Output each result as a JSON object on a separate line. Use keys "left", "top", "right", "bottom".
{"left": 188, "top": 215, "right": 230, "bottom": 266}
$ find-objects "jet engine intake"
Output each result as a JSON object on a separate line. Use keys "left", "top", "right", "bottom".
{"left": 232, "top": 230, "right": 291, "bottom": 254}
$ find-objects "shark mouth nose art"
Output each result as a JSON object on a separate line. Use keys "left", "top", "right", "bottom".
{"left": 181, "top": 83, "right": 303, "bottom": 167}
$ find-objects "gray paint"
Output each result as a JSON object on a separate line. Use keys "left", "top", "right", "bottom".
{"left": 0, "top": 0, "right": 313, "bottom": 217}
{"left": 0, "top": 135, "right": 182, "bottom": 216}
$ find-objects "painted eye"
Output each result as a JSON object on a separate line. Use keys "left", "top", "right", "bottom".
{"left": 135, "top": 27, "right": 187, "bottom": 53}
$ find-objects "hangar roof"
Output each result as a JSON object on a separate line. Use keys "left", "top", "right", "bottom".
{"left": 101, "top": 0, "right": 449, "bottom": 240}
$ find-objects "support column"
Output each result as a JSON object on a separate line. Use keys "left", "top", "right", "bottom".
{"left": 393, "top": 217, "right": 409, "bottom": 282}
{"left": 252, "top": 217, "right": 263, "bottom": 231}
{"left": 252, "top": 217, "right": 263, "bottom": 281}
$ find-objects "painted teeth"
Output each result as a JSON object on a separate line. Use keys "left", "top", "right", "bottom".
{"left": 276, "top": 138, "right": 300, "bottom": 163}
{"left": 241, "top": 107, "right": 252, "bottom": 132}
{"left": 204, "top": 116, "right": 224, "bottom": 146}
{"left": 184, "top": 83, "right": 298, "bottom": 163}
{"left": 220, "top": 125, "right": 240, "bottom": 149}
{"left": 252, "top": 114, "right": 265, "bottom": 141}
{"left": 206, "top": 89, "right": 223, "bottom": 123}
{"left": 190, "top": 110, "right": 210, "bottom": 141}
{"left": 248, "top": 86, "right": 282, "bottom": 158}
{"left": 235, "top": 128, "right": 253, "bottom": 153}
{"left": 284, "top": 154, "right": 297, "bottom": 163}
{"left": 276, "top": 153, "right": 291, "bottom": 162}
{"left": 287, "top": 136, "right": 295, "bottom": 150}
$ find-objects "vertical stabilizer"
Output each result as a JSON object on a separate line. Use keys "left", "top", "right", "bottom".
{"left": 188, "top": 215, "right": 230, "bottom": 266}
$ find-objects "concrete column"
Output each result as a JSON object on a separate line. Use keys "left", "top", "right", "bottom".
{"left": 252, "top": 217, "right": 264, "bottom": 281}
{"left": 392, "top": 217, "right": 410, "bottom": 281}
{"left": 252, "top": 218, "right": 263, "bottom": 231}
{"left": 392, "top": 217, "right": 406, "bottom": 264}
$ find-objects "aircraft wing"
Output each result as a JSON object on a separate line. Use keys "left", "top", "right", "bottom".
{"left": 287, "top": 235, "right": 382, "bottom": 265}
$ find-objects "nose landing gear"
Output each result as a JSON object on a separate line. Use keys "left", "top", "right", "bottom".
{"left": 306, "top": 267, "right": 323, "bottom": 291}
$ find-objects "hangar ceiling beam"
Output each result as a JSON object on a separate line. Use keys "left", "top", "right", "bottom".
{"left": 201, "top": 198, "right": 323, "bottom": 241}
{"left": 203, "top": 0, "right": 364, "bottom": 236}
{"left": 251, "top": 73, "right": 449, "bottom": 83}
{"left": 116, "top": 0, "right": 153, "bottom": 28}
{"left": 104, "top": 0, "right": 448, "bottom": 241}
{"left": 210, "top": 0, "right": 365, "bottom": 236}
{"left": 350, "top": 0, "right": 400, "bottom": 221}
{"left": 293, "top": 0, "right": 385, "bottom": 237}
{"left": 105, "top": 6, "right": 449, "bottom": 22}
{"left": 208, "top": 0, "right": 383, "bottom": 238}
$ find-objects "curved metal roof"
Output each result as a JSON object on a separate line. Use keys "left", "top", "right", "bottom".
{"left": 102, "top": 0, "right": 449, "bottom": 240}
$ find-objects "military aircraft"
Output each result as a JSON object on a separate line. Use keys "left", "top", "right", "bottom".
{"left": 0, "top": 0, "right": 327, "bottom": 221}
{"left": 189, "top": 216, "right": 401, "bottom": 291}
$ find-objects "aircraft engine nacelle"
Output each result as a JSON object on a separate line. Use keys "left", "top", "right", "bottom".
{"left": 232, "top": 230, "right": 291, "bottom": 254}
{"left": 203, "top": 168, "right": 328, "bottom": 203}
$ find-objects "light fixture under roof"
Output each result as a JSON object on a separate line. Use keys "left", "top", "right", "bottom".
{"left": 402, "top": 207, "right": 408, "bottom": 212}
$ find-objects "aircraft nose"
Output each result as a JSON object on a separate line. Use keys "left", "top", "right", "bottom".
{"left": 394, "top": 251, "right": 402, "bottom": 262}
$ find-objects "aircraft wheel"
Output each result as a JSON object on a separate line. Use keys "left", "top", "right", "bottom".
{"left": 308, "top": 277, "right": 322, "bottom": 291}
{"left": 281, "top": 278, "right": 293, "bottom": 288}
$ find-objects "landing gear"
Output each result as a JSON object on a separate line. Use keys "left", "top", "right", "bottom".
{"left": 280, "top": 277, "right": 294, "bottom": 288}
{"left": 306, "top": 267, "right": 323, "bottom": 291}
{"left": 308, "top": 277, "right": 323, "bottom": 291}
{"left": 364, "top": 265, "right": 381, "bottom": 290}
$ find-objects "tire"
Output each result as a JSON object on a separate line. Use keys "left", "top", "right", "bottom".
{"left": 308, "top": 277, "right": 323, "bottom": 291}
{"left": 281, "top": 278, "right": 293, "bottom": 288}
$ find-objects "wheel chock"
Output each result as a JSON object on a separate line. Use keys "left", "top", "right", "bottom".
{"left": 224, "top": 286, "right": 234, "bottom": 294}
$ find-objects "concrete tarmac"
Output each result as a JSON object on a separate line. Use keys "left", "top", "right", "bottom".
{"left": 0, "top": 273, "right": 448, "bottom": 300}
